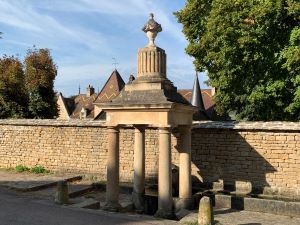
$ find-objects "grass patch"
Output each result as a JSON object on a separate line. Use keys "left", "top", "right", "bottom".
{"left": 15, "top": 165, "right": 30, "bottom": 172}
{"left": 16, "top": 165, "right": 49, "bottom": 174}
{"left": 30, "top": 165, "right": 49, "bottom": 174}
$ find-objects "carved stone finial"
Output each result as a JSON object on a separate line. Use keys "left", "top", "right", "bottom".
{"left": 142, "top": 13, "right": 162, "bottom": 47}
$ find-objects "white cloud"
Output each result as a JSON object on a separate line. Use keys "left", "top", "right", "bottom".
{"left": 0, "top": 0, "right": 108, "bottom": 51}
{"left": 34, "top": 0, "right": 185, "bottom": 43}
{"left": 0, "top": 0, "right": 197, "bottom": 95}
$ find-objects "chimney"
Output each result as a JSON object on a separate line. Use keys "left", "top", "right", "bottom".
{"left": 80, "top": 107, "right": 87, "bottom": 119}
{"left": 211, "top": 87, "right": 216, "bottom": 96}
{"left": 86, "top": 85, "right": 95, "bottom": 97}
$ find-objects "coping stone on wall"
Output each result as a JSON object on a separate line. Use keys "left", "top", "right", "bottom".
{"left": 193, "top": 121, "right": 300, "bottom": 131}
{"left": 0, "top": 119, "right": 300, "bottom": 131}
{"left": 0, "top": 119, "right": 106, "bottom": 127}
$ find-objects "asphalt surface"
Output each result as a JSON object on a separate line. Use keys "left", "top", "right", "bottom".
{"left": 0, "top": 187, "right": 175, "bottom": 225}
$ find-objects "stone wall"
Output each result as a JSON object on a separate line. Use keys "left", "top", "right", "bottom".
{"left": 191, "top": 121, "right": 300, "bottom": 198}
{"left": 0, "top": 120, "right": 299, "bottom": 197}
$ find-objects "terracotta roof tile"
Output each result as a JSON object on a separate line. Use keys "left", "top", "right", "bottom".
{"left": 178, "top": 89, "right": 215, "bottom": 118}
{"left": 69, "top": 93, "right": 97, "bottom": 119}
{"left": 94, "top": 70, "right": 125, "bottom": 103}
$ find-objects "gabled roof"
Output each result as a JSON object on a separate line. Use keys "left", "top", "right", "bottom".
{"left": 94, "top": 70, "right": 125, "bottom": 103}
{"left": 57, "top": 93, "right": 71, "bottom": 120}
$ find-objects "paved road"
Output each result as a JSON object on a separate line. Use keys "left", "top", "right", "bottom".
{"left": 0, "top": 187, "right": 176, "bottom": 225}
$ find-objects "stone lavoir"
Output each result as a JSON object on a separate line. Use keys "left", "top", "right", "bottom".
{"left": 0, "top": 14, "right": 299, "bottom": 219}
{"left": 0, "top": 120, "right": 299, "bottom": 206}
{"left": 95, "top": 13, "right": 196, "bottom": 218}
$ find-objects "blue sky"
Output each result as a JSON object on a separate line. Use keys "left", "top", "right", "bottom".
{"left": 0, "top": 0, "right": 209, "bottom": 97}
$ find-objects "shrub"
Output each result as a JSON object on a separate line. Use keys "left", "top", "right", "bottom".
{"left": 15, "top": 165, "right": 30, "bottom": 172}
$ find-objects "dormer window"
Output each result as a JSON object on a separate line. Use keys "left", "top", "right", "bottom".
{"left": 80, "top": 107, "right": 87, "bottom": 119}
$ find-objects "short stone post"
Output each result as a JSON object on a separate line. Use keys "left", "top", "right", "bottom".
{"left": 198, "top": 196, "right": 213, "bottom": 225}
{"left": 55, "top": 180, "right": 69, "bottom": 205}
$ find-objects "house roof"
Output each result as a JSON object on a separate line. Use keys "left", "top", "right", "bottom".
{"left": 57, "top": 69, "right": 216, "bottom": 120}
{"left": 178, "top": 89, "right": 215, "bottom": 118}
{"left": 94, "top": 69, "right": 125, "bottom": 103}
{"left": 57, "top": 70, "right": 125, "bottom": 120}
{"left": 69, "top": 94, "right": 97, "bottom": 119}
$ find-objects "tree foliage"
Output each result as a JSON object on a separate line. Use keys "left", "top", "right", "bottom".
{"left": 0, "top": 56, "right": 28, "bottom": 118}
{"left": 175, "top": 0, "right": 300, "bottom": 121}
{"left": 25, "top": 48, "right": 58, "bottom": 118}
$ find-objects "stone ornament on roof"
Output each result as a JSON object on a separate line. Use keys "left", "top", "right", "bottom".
{"left": 142, "top": 13, "right": 162, "bottom": 47}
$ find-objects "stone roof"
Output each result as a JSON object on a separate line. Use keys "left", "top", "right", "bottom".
{"left": 57, "top": 69, "right": 216, "bottom": 120}
{"left": 57, "top": 88, "right": 215, "bottom": 120}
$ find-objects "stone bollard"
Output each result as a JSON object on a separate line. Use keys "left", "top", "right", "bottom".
{"left": 55, "top": 180, "right": 69, "bottom": 205}
{"left": 198, "top": 196, "right": 213, "bottom": 225}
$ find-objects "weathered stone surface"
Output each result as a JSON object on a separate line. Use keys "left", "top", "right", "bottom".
{"left": 55, "top": 180, "right": 69, "bottom": 205}
{"left": 71, "top": 198, "right": 100, "bottom": 209}
{"left": 180, "top": 209, "right": 300, "bottom": 225}
{"left": 194, "top": 121, "right": 300, "bottom": 131}
{"left": 215, "top": 194, "right": 300, "bottom": 218}
{"left": 198, "top": 196, "right": 213, "bottom": 225}
{"left": 0, "top": 120, "right": 299, "bottom": 198}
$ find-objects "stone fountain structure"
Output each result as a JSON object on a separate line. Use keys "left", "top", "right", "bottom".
{"left": 95, "top": 13, "right": 197, "bottom": 219}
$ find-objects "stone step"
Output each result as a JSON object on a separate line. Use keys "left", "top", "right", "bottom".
{"left": 71, "top": 198, "right": 100, "bottom": 209}
{"left": 9, "top": 175, "right": 83, "bottom": 192}
{"left": 68, "top": 183, "right": 94, "bottom": 198}
{"left": 120, "top": 201, "right": 134, "bottom": 212}
{"left": 215, "top": 194, "right": 300, "bottom": 218}
{"left": 93, "top": 182, "right": 133, "bottom": 194}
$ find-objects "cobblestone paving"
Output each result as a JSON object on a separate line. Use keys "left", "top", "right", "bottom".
{"left": 1, "top": 170, "right": 299, "bottom": 225}
{"left": 214, "top": 208, "right": 300, "bottom": 225}
{"left": 181, "top": 209, "right": 300, "bottom": 225}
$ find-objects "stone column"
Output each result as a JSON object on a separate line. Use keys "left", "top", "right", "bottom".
{"left": 104, "top": 126, "right": 121, "bottom": 211}
{"left": 155, "top": 127, "right": 174, "bottom": 219}
{"left": 132, "top": 126, "right": 145, "bottom": 212}
{"left": 178, "top": 125, "right": 193, "bottom": 209}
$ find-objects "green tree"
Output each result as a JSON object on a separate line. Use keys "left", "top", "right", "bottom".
{"left": 25, "top": 48, "right": 58, "bottom": 118}
{"left": 175, "top": 0, "right": 300, "bottom": 121}
{"left": 0, "top": 56, "right": 28, "bottom": 118}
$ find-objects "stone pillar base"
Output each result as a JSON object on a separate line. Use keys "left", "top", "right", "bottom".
{"left": 132, "top": 191, "right": 145, "bottom": 213}
{"left": 175, "top": 198, "right": 194, "bottom": 211}
{"left": 155, "top": 208, "right": 176, "bottom": 220}
{"left": 103, "top": 202, "right": 121, "bottom": 212}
